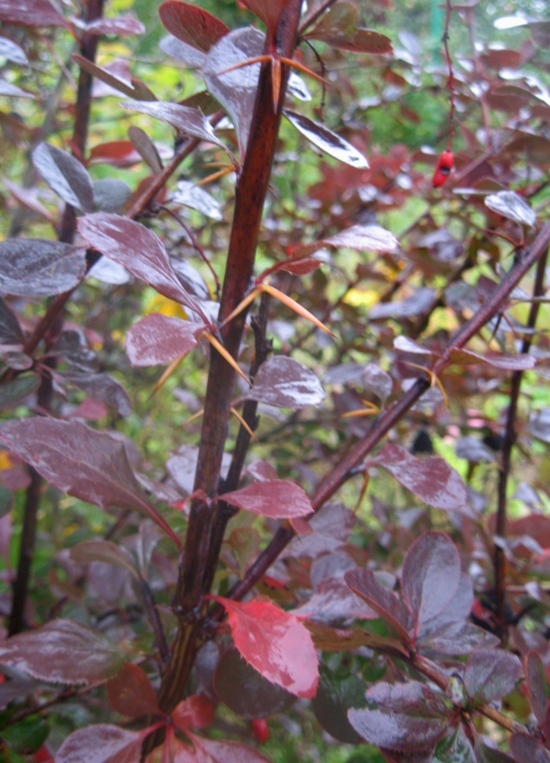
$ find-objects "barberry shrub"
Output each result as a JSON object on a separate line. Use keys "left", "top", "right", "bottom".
{"left": 0, "top": 0, "right": 548, "bottom": 761}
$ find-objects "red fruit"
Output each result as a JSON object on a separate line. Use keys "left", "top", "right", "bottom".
{"left": 432, "top": 149, "right": 454, "bottom": 187}
{"left": 250, "top": 718, "right": 269, "bottom": 744}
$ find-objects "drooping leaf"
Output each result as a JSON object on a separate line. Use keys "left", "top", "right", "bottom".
{"left": 211, "top": 595, "right": 319, "bottom": 697}
{"left": 56, "top": 725, "right": 152, "bottom": 763}
{"left": 172, "top": 694, "right": 215, "bottom": 731}
{"left": 171, "top": 258, "right": 211, "bottom": 299}
{"left": 214, "top": 648, "right": 295, "bottom": 719}
{"left": 287, "top": 502, "right": 356, "bottom": 558}
{"left": 525, "top": 650, "right": 548, "bottom": 725}
{"left": 160, "top": 34, "right": 207, "bottom": 66}
{"left": 306, "top": 622, "right": 407, "bottom": 656}
{"left": 158, "top": 1, "right": 229, "bottom": 51}
{"left": 106, "top": 663, "right": 161, "bottom": 718}
{"left": 0, "top": 36, "right": 28, "bottom": 63}
{"left": 0, "top": 418, "right": 182, "bottom": 548}
{"left": 92, "top": 178, "right": 132, "bottom": 214}
{"left": 126, "top": 313, "right": 203, "bottom": 367}
{"left": 374, "top": 444, "right": 469, "bottom": 512}
{"left": 0, "top": 80, "right": 33, "bottom": 97}
{"left": 304, "top": 4, "right": 392, "bottom": 53}
{"left": 186, "top": 731, "right": 273, "bottom": 763}
{"left": 485, "top": 190, "right": 537, "bottom": 227}
{"left": 0, "top": 619, "right": 126, "bottom": 684}
{"left": 70, "top": 539, "right": 138, "bottom": 579}
{"left": 32, "top": 143, "right": 94, "bottom": 213}
{"left": 220, "top": 479, "right": 313, "bottom": 519}
{"left": 0, "top": 0, "right": 64, "bottom": 27}
{"left": 312, "top": 666, "right": 366, "bottom": 744}
{"left": 433, "top": 727, "right": 477, "bottom": 763}
{"left": 463, "top": 649, "right": 523, "bottom": 705}
{"left": 345, "top": 567, "right": 413, "bottom": 646}
{"left": 74, "top": 54, "right": 139, "bottom": 99}
{"left": 401, "top": 532, "right": 461, "bottom": 634}
{"left": 78, "top": 213, "right": 208, "bottom": 322}
{"left": 239, "top": 355, "right": 325, "bottom": 409}
{"left": 348, "top": 681, "right": 451, "bottom": 752}
{"left": 0, "top": 239, "right": 86, "bottom": 298}
{"left": 362, "top": 363, "right": 393, "bottom": 403}
{"left": 284, "top": 110, "right": 369, "bottom": 169}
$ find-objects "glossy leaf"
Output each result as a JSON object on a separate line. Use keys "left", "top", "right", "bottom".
{"left": 0, "top": 36, "right": 28, "bottom": 64}
{"left": 74, "top": 55, "right": 138, "bottom": 99}
{"left": 401, "top": 532, "right": 461, "bottom": 634}
{"left": 214, "top": 648, "right": 295, "bottom": 719}
{"left": 220, "top": 479, "right": 313, "bottom": 519}
{"left": 126, "top": 313, "right": 203, "bottom": 367}
{"left": 171, "top": 258, "right": 210, "bottom": 299}
{"left": 172, "top": 180, "right": 223, "bottom": 220}
{"left": 525, "top": 650, "right": 547, "bottom": 725}
{"left": 306, "top": 622, "right": 408, "bottom": 656}
{"left": 420, "top": 621, "right": 498, "bottom": 655}
{"left": 0, "top": 239, "right": 86, "bottom": 298}
{"left": 370, "top": 287, "right": 436, "bottom": 319}
{"left": 82, "top": 15, "right": 145, "bottom": 36}
{"left": 0, "top": 0, "right": 65, "bottom": 27}
{"left": 158, "top": 1, "right": 229, "bottom": 51}
{"left": 0, "top": 80, "right": 33, "bottom": 97}
{"left": 239, "top": 0, "right": 287, "bottom": 33}
{"left": 78, "top": 213, "right": 208, "bottom": 322}
{"left": 172, "top": 694, "right": 215, "bottom": 731}
{"left": 348, "top": 681, "right": 450, "bottom": 752}
{"left": 70, "top": 539, "right": 138, "bottom": 579}
{"left": 362, "top": 363, "right": 393, "bottom": 403}
{"left": 345, "top": 567, "right": 413, "bottom": 645}
{"left": 374, "top": 444, "right": 469, "bottom": 512}
{"left": 186, "top": 731, "right": 273, "bottom": 763}
{"left": 450, "top": 347, "right": 536, "bottom": 370}
{"left": 312, "top": 667, "right": 365, "bottom": 744}
{"left": 106, "top": 663, "right": 160, "bottom": 718}
{"left": 292, "top": 577, "right": 379, "bottom": 623}
{"left": 211, "top": 595, "right": 319, "bottom": 697}
{"left": 32, "top": 143, "right": 94, "bottom": 213}
{"left": 160, "top": 34, "right": 206, "bottom": 66}
{"left": 56, "top": 725, "right": 151, "bottom": 763}
{"left": 510, "top": 733, "right": 550, "bottom": 763}
{"left": 463, "top": 649, "right": 523, "bottom": 705}
{"left": 0, "top": 418, "right": 182, "bottom": 548}
{"left": 0, "top": 619, "right": 125, "bottom": 684}
{"left": 287, "top": 502, "right": 356, "bottom": 558}
{"left": 239, "top": 355, "right": 325, "bottom": 409}
{"left": 293, "top": 223, "right": 398, "bottom": 259}
{"left": 0, "top": 297, "right": 24, "bottom": 347}
{"left": 0, "top": 375, "right": 39, "bottom": 409}
{"left": 285, "top": 110, "right": 369, "bottom": 169}
{"left": 59, "top": 371, "right": 132, "bottom": 416}
{"left": 485, "top": 191, "right": 537, "bottom": 227}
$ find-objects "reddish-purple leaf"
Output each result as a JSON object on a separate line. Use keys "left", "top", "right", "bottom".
{"left": 374, "top": 443, "right": 469, "bottom": 512}
{"left": 70, "top": 539, "right": 138, "bottom": 578}
{"left": 463, "top": 649, "right": 523, "bottom": 705}
{"left": 362, "top": 363, "right": 392, "bottom": 403}
{"left": 284, "top": 110, "right": 369, "bottom": 169}
{"left": 0, "top": 619, "right": 125, "bottom": 684}
{"left": 239, "top": 0, "right": 289, "bottom": 34}
{"left": 450, "top": 347, "right": 536, "bottom": 370}
{"left": 211, "top": 595, "right": 319, "bottom": 698}
{"left": 303, "top": 2, "right": 358, "bottom": 41}
{"left": 348, "top": 681, "right": 450, "bottom": 752}
{"left": 32, "top": 142, "right": 94, "bottom": 212}
{"left": 186, "top": 731, "right": 273, "bottom": 763}
{"left": 0, "top": 36, "right": 28, "bottom": 63}
{"left": 485, "top": 190, "right": 537, "bottom": 227}
{"left": 525, "top": 650, "right": 548, "bottom": 725}
{"left": 106, "top": 663, "right": 161, "bottom": 718}
{"left": 345, "top": 568, "right": 413, "bottom": 645}
{"left": 160, "top": 34, "right": 206, "bottom": 66}
{"left": 126, "top": 313, "right": 203, "bottom": 366}
{"left": 0, "top": 0, "right": 64, "bottom": 26}
{"left": 0, "top": 239, "right": 86, "bottom": 298}
{"left": 329, "top": 28, "right": 392, "bottom": 54}
{"left": 292, "top": 578, "right": 379, "bottom": 623}
{"left": 82, "top": 15, "right": 145, "bottom": 36}
{"left": 220, "top": 479, "right": 313, "bottom": 519}
{"left": 56, "top": 725, "right": 152, "bottom": 763}
{"left": 292, "top": 223, "right": 398, "bottom": 259}
{"left": 172, "top": 694, "right": 215, "bottom": 731}
{"left": 0, "top": 297, "right": 24, "bottom": 347}
{"left": 287, "top": 502, "right": 356, "bottom": 559}
{"left": 128, "top": 126, "right": 163, "bottom": 174}
{"left": 510, "top": 733, "right": 550, "bottom": 763}
{"left": 59, "top": 371, "right": 132, "bottom": 416}
{"left": 0, "top": 418, "right": 182, "bottom": 548}
{"left": 239, "top": 355, "right": 325, "bottom": 409}
{"left": 158, "top": 1, "right": 229, "bottom": 51}
{"left": 420, "top": 621, "right": 498, "bottom": 655}
{"left": 0, "top": 375, "right": 39, "bottom": 410}
{"left": 370, "top": 287, "right": 436, "bottom": 320}
{"left": 78, "top": 213, "right": 207, "bottom": 321}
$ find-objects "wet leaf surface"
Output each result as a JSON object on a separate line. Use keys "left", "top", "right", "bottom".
{"left": 0, "top": 239, "right": 86, "bottom": 298}
{"left": 485, "top": 190, "right": 537, "bottom": 227}
{"left": 106, "top": 663, "right": 160, "bottom": 718}
{"left": 0, "top": 0, "right": 65, "bottom": 26}
{"left": 32, "top": 143, "right": 94, "bottom": 212}
{"left": 525, "top": 650, "right": 548, "bottom": 725}
{"left": 345, "top": 567, "right": 413, "bottom": 645}
{"left": 158, "top": 1, "right": 229, "bottom": 51}
{"left": 126, "top": 313, "right": 203, "bottom": 366}
{"left": 56, "top": 724, "right": 150, "bottom": 763}
{"left": 463, "top": 649, "right": 523, "bottom": 705}
{"left": 285, "top": 110, "right": 369, "bottom": 168}
{"left": 220, "top": 479, "right": 313, "bottom": 519}
{"left": 239, "top": 355, "right": 325, "bottom": 409}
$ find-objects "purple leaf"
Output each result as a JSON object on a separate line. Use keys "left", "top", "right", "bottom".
{"left": 370, "top": 287, "right": 435, "bottom": 320}
{"left": 128, "top": 126, "right": 163, "bottom": 174}
{"left": 77, "top": 213, "right": 208, "bottom": 321}
{"left": 32, "top": 142, "right": 94, "bottom": 212}
{"left": 286, "top": 503, "right": 356, "bottom": 559}
{"left": 220, "top": 480, "right": 313, "bottom": 519}
{"left": 0, "top": 80, "right": 33, "bottom": 97}
{"left": 362, "top": 363, "right": 393, "bottom": 403}
{"left": 345, "top": 568, "right": 413, "bottom": 645}
{"left": 485, "top": 190, "right": 537, "bottom": 227}
{"left": 172, "top": 180, "right": 223, "bottom": 220}
{"left": 463, "top": 649, "right": 523, "bottom": 705}
{"left": 375, "top": 444, "right": 469, "bottom": 512}
{"left": 239, "top": 355, "right": 325, "bottom": 409}
{"left": 59, "top": 371, "right": 132, "bottom": 416}
{"left": 187, "top": 732, "right": 273, "bottom": 763}
{"left": 401, "top": 532, "right": 461, "bottom": 635}
{"left": 70, "top": 540, "right": 138, "bottom": 579}
{"left": 0, "top": 418, "right": 182, "bottom": 548}
{"left": 0, "top": 36, "right": 28, "bottom": 64}
{"left": 56, "top": 725, "right": 150, "bottom": 763}
{"left": 420, "top": 621, "right": 498, "bottom": 655}
{"left": 81, "top": 15, "right": 145, "bottom": 36}
{"left": 348, "top": 681, "right": 450, "bottom": 752}
{"left": 158, "top": 1, "right": 229, "bottom": 51}
{"left": 0, "top": 375, "right": 39, "bottom": 410}
{"left": 239, "top": 0, "right": 287, "bottom": 32}
{"left": 450, "top": 347, "right": 536, "bottom": 370}
{"left": 106, "top": 663, "right": 161, "bottom": 718}
{"left": 0, "top": 0, "right": 65, "bottom": 26}
{"left": 525, "top": 650, "right": 548, "bottom": 725}
{"left": 0, "top": 239, "right": 86, "bottom": 298}
{"left": 160, "top": 34, "right": 206, "bottom": 66}
{"left": 510, "top": 733, "right": 550, "bottom": 763}
{"left": 126, "top": 313, "right": 203, "bottom": 366}
{"left": 0, "top": 297, "right": 24, "bottom": 346}
{"left": 293, "top": 224, "right": 398, "bottom": 259}
{"left": 284, "top": 110, "right": 369, "bottom": 169}
{"left": 0, "top": 619, "right": 125, "bottom": 684}
{"left": 292, "top": 577, "right": 379, "bottom": 623}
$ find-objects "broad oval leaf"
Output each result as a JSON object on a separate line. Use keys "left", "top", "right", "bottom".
{"left": 525, "top": 650, "right": 547, "bottom": 725}
{"left": 172, "top": 694, "right": 215, "bottom": 731}
{"left": 0, "top": 619, "right": 125, "bottom": 684}
{"left": 106, "top": 663, "right": 161, "bottom": 718}
{"left": 284, "top": 110, "right": 369, "bottom": 169}
{"left": 485, "top": 190, "right": 537, "bottom": 227}
{"left": 463, "top": 649, "right": 523, "bottom": 706}
{"left": 0, "top": 0, "right": 65, "bottom": 26}
{"left": 56, "top": 724, "right": 150, "bottom": 763}
{"left": 59, "top": 371, "right": 132, "bottom": 416}
{"left": 70, "top": 539, "right": 138, "bottom": 579}
{"left": 126, "top": 313, "right": 203, "bottom": 366}
{"left": 0, "top": 36, "right": 28, "bottom": 64}
{"left": 187, "top": 732, "right": 273, "bottom": 763}
{"left": 375, "top": 443, "right": 469, "bottom": 512}
{"left": 0, "top": 375, "right": 39, "bottom": 410}
{"left": 239, "top": 355, "right": 325, "bottom": 409}
{"left": 0, "top": 418, "right": 182, "bottom": 548}
{"left": 239, "top": 0, "right": 287, "bottom": 33}
{"left": 312, "top": 667, "right": 366, "bottom": 744}
{"left": 158, "top": 1, "right": 229, "bottom": 51}
{"left": 160, "top": 34, "right": 207, "bottom": 67}
{"left": 510, "top": 733, "right": 550, "bottom": 763}
{"left": 32, "top": 143, "right": 94, "bottom": 212}
{"left": 211, "top": 595, "right": 319, "bottom": 698}
{"left": 362, "top": 363, "right": 393, "bottom": 403}
{"left": 401, "top": 532, "right": 461, "bottom": 634}
{"left": 82, "top": 15, "right": 145, "bottom": 36}
{"left": 172, "top": 180, "right": 223, "bottom": 220}
{"left": 331, "top": 28, "right": 392, "bottom": 54}
{"left": 450, "top": 347, "right": 536, "bottom": 370}
{"left": 0, "top": 239, "right": 86, "bottom": 298}
{"left": 345, "top": 567, "right": 413, "bottom": 645}
{"left": 78, "top": 213, "right": 208, "bottom": 322}
{"left": 220, "top": 479, "right": 313, "bottom": 519}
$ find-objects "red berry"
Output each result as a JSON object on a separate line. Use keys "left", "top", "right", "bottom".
{"left": 432, "top": 149, "right": 454, "bottom": 187}
{"left": 250, "top": 718, "right": 269, "bottom": 744}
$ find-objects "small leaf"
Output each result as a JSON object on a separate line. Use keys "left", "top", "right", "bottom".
{"left": 362, "top": 363, "right": 393, "bottom": 404}
{"left": 292, "top": 577, "right": 380, "bottom": 623}
{"left": 485, "top": 190, "right": 537, "bottom": 227}
{"left": 370, "top": 288, "right": 435, "bottom": 319}
{"left": 510, "top": 733, "right": 550, "bottom": 763}
{"left": 82, "top": 15, "right": 145, "bottom": 36}
{"left": 0, "top": 80, "right": 33, "bottom": 97}
{"left": 70, "top": 540, "right": 138, "bottom": 579}
{"left": 220, "top": 479, "right": 313, "bottom": 519}
{"left": 450, "top": 347, "right": 536, "bottom": 370}
{"left": 0, "top": 36, "right": 28, "bottom": 64}
{"left": 56, "top": 725, "right": 151, "bottom": 763}
{"left": 32, "top": 143, "right": 94, "bottom": 212}
{"left": 239, "top": 356, "right": 325, "bottom": 409}
{"left": 0, "top": 297, "right": 24, "bottom": 346}
{"left": 211, "top": 595, "right": 319, "bottom": 698}
{"left": 186, "top": 731, "right": 273, "bottom": 763}
{"left": 525, "top": 650, "right": 548, "bottom": 725}
{"left": 158, "top": 1, "right": 229, "bottom": 51}
{"left": 463, "top": 649, "right": 523, "bottom": 705}
{"left": 106, "top": 663, "right": 160, "bottom": 717}
{"left": 0, "top": 375, "right": 39, "bottom": 410}
{"left": 172, "top": 694, "right": 215, "bottom": 731}
{"left": 126, "top": 313, "right": 203, "bottom": 367}
{"left": 284, "top": 110, "right": 368, "bottom": 168}
{"left": 73, "top": 54, "right": 138, "bottom": 99}
{"left": 59, "top": 371, "right": 132, "bottom": 416}
{"left": 345, "top": 568, "right": 413, "bottom": 646}
{"left": 312, "top": 667, "right": 366, "bottom": 744}
{"left": 0, "top": 619, "right": 125, "bottom": 684}
{"left": 172, "top": 180, "right": 223, "bottom": 220}
{"left": 292, "top": 224, "right": 398, "bottom": 259}
{"left": 239, "top": 0, "right": 287, "bottom": 33}
{"left": 0, "top": 0, "right": 64, "bottom": 27}
{"left": 0, "top": 239, "right": 86, "bottom": 298}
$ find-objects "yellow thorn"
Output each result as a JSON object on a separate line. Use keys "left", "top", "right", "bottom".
{"left": 204, "top": 332, "right": 251, "bottom": 386}
{"left": 260, "top": 283, "right": 335, "bottom": 337}
{"left": 182, "top": 409, "right": 204, "bottom": 427}
{"left": 402, "top": 361, "right": 449, "bottom": 408}
{"left": 353, "top": 471, "right": 370, "bottom": 514}
{"left": 149, "top": 355, "right": 185, "bottom": 398}
{"left": 220, "top": 286, "right": 262, "bottom": 329}
{"left": 230, "top": 406, "right": 259, "bottom": 442}
{"left": 197, "top": 166, "right": 234, "bottom": 186}
{"left": 342, "top": 400, "right": 380, "bottom": 418}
